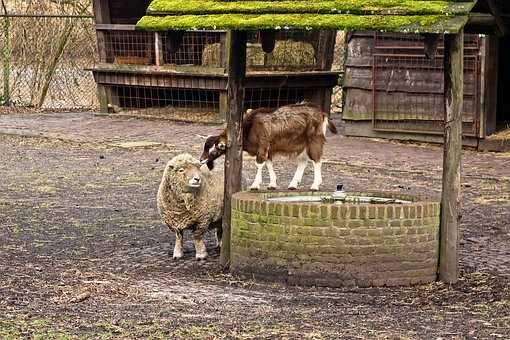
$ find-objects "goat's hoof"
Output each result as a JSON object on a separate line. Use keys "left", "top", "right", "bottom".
{"left": 267, "top": 186, "right": 278, "bottom": 190}
{"left": 172, "top": 254, "right": 183, "bottom": 260}
{"left": 288, "top": 186, "right": 297, "bottom": 191}
{"left": 195, "top": 255, "right": 208, "bottom": 261}
{"left": 250, "top": 187, "right": 260, "bottom": 191}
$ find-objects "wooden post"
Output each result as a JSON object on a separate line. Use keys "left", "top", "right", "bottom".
{"left": 439, "top": 31, "right": 463, "bottom": 284}
{"left": 155, "top": 32, "right": 163, "bottom": 66}
{"left": 220, "top": 31, "right": 247, "bottom": 269}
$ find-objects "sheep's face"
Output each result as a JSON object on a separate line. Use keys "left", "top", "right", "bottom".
{"left": 200, "top": 135, "right": 227, "bottom": 170}
{"left": 169, "top": 161, "right": 203, "bottom": 192}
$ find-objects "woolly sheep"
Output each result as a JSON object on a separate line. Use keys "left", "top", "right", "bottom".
{"left": 157, "top": 153, "right": 223, "bottom": 260}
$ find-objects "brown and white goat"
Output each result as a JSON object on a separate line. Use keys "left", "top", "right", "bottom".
{"left": 200, "top": 103, "right": 337, "bottom": 191}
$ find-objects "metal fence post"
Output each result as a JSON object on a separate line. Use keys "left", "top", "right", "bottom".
{"left": 2, "top": 15, "right": 11, "bottom": 106}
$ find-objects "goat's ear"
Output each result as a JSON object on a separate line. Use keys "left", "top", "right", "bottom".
{"left": 217, "top": 141, "right": 226, "bottom": 150}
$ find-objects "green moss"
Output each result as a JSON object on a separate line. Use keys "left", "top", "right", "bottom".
{"left": 136, "top": 13, "right": 468, "bottom": 33}
{"left": 148, "top": 0, "right": 474, "bottom": 16}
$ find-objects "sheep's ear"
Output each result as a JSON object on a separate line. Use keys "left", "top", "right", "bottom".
{"left": 217, "top": 141, "right": 226, "bottom": 151}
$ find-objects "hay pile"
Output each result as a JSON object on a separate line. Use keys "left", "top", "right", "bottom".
{"left": 201, "top": 40, "right": 316, "bottom": 69}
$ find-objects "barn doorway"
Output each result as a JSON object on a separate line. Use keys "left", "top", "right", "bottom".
{"left": 496, "top": 36, "right": 510, "bottom": 130}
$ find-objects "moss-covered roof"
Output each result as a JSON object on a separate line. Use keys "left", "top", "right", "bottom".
{"left": 136, "top": 0, "right": 476, "bottom": 33}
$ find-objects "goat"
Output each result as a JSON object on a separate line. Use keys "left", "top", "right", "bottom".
{"left": 200, "top": 103, "right": 337, "bottom": 191}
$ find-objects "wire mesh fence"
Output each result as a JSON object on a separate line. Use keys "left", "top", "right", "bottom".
{"left": 371, "top": 33, "right": 481, "bottom": 136}
{"left": 99, "top": 29, "right": 334, "bottom": 71}
{"left": 1, "top": 13, "right": 98, "bottom": 110}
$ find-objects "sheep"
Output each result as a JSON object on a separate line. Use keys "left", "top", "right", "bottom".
{"left": 200, "top": 102, "right": 337, "bottom": 191}
{"left": 157, "top": 153, "right": 223, "bottom": 260}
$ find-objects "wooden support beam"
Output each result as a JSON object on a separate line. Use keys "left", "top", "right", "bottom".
{"left": 439, "top": 31, "right": 463, "bottom": 284}
{"left": 220, "top": 30, "right": 247, "bottom": 269}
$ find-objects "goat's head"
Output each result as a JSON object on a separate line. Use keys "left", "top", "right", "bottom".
{"left": 200, "top": 134, "right": 227, "bottom": 170}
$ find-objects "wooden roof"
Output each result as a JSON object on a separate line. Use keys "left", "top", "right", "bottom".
{"left": 136, "top": 0, "right": 476, "bottom": 33}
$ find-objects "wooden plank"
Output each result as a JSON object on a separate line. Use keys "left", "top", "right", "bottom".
{"left": 218, "top": 91, "right": 228, "bottom": 121}
{"left": 154, "top": 32, "right": 165, "bottom": 66}
{"left": 97, "top": 84, "right": 109, "bottom": 113}
{"left": 319, "top": 30, "right": 337, "bottom": 71}
{"left": 220, "top": 30, "right": 247, "bottom": 269}
{"left": 482, "top": 35, "right": 499, "bottom": 136}
{"left": 439, "top": 31, "right": 463, "bottom": 284}
{"left": 96, "top": 24, "right": 136, "bottom": 30}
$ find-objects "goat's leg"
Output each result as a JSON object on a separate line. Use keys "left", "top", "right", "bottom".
{"left": 310, "top": 160, "right": 323, "bottom": 191}
{"left": 192, "top": 227, "right": 208, "bottom": 260}
{"left": 250, "top": 161, "right": 265, "bottom": 191}
{"left": 172, "top": 229, "right": 184, "bottom": 259}
{"left": 266, "top": 159, "right": 278, "bottom": 190}
{"left": 288, "top": 151, "right": 308, "bottom": 190}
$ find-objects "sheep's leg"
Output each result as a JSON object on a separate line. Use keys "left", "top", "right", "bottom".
{"left": 266, "top": 159, "right": 278, "bottom": 190}
{"left": 310, "top": 160, "right": 323, "bottom": 191}
{"left": 192, "top": 229, "right": 208, "bottom": 260}
{"left": 250, "top": 161, "right": 265, "bottom": 191}
{"left": 172, "top": 229, "right": 184, "bottom": 259}
{"left": 288, "top": 151, "right": 308, "bottom": 190}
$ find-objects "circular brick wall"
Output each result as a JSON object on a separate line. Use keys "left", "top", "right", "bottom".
{"left": 230, "top": 191, "right": 440, "bottom": 287}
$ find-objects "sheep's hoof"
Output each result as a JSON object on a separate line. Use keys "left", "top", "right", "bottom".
{"left": 195, "top": 255, "right": 208, "bottom": 261}
{"left": 267, "top": 186, "right": 278, "bottom": 190}
{"left": 249, "top": 187, "right": 260, "bottom": 191}
{"left": 172, "top": 254, "right": 184, "bottom": 260}
{"left": 288, "top": 186, "right": 298, "bottom": 190}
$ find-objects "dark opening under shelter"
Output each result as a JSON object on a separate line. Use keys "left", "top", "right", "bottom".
{"left": 91, "top": 0, "right": 507, "bottom": 284}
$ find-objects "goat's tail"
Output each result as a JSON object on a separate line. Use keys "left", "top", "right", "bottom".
{"left": 322, "top": 115, "right": 338, "bottom": 136}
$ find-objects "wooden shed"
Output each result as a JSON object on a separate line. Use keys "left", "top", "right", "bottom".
{"left": 90, "top": 0, "right": 339, "bottom": 120}
{"left": 342, "top": 1, "right": 510, "bottom": 146}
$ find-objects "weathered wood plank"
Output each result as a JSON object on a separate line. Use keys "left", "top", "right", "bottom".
{"left": 155, "top": 32, "right": 163, "bottom": 66}
{"left": 97, "top": 84, "right": 109, "bottom": 113}
{"left": 220, "top": 30, "right": 247, "bottom": 269}
{"left": 439, "top": 31, "right": 463, "bottom": 284}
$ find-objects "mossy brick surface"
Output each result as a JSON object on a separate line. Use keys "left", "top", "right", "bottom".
{"left": 230, "top": 191, "right": 440, "bottom": 288}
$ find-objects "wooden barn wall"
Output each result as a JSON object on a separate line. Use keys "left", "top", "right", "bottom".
{"left": 342, "top": 33, "right": 486, "bottom": 131}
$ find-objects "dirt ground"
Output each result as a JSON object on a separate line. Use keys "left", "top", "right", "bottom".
{"left": 0, "top": 112, "right": 509, "bottom": 339}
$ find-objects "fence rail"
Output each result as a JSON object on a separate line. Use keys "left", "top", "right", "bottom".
{"left": 1, "top": 13, "right": 98, "bottom": 110}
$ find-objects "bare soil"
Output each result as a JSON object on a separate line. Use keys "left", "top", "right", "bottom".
{"left": 0, "top": 112, "right": 509, "bottom": 339}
